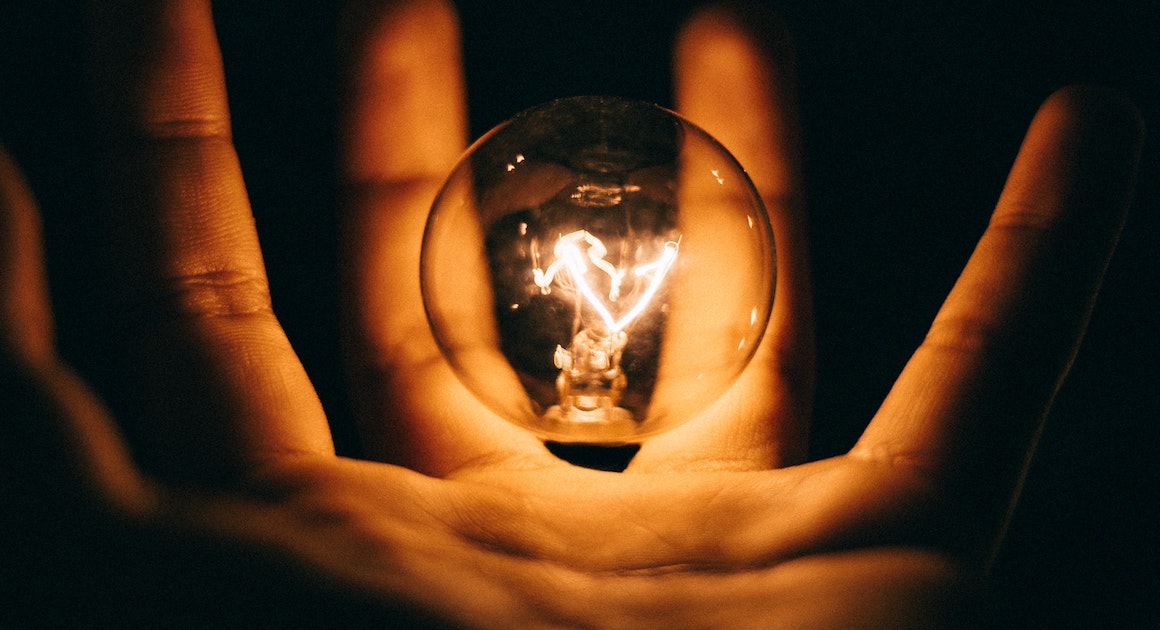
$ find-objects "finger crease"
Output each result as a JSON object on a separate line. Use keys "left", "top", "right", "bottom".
{"left": 147, "top": 269, "right": 274, "bottom": 321}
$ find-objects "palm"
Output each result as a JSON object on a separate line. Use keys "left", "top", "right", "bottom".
{"left": 84, "top": 451, "right": 953, "bottom": 628}
{"left": 0, "top": 1, "right": 1141, "bottom": 628}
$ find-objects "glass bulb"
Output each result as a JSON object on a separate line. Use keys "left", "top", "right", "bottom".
{"left": 421, "top": 96, "right": 774, "bottom": 444}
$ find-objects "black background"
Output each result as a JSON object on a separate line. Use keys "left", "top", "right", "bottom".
{"left": 2, "top": 1, "right": 1157, "bottom": 627}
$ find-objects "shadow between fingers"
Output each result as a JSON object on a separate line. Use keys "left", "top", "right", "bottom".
{"left": 544, "top": 441, "right": 640, "bottom": 472}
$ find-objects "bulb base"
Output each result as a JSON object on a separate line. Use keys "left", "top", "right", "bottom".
{"left": 538, "top": 404, "right": 637, "bottom": 443}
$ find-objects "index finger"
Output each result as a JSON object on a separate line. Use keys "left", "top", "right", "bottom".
{"left": 852, "top": 87, "right": 1144, "bottom": 530}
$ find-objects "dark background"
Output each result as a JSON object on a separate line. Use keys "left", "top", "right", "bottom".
{"left": 2, "top": 1, "right": 1156, "bottom": 627}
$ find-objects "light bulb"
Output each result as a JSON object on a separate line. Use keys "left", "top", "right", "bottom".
{"left": 421, "top": 96, "right": 774, "bottom": 444}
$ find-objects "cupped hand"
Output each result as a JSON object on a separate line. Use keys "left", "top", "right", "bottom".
{"left": 0, "top": 1, "right": 1143, "bottom": 628}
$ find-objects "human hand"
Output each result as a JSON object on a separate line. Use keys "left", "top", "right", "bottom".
{"left": 1, "top": 1, "right": 1143, "bottom": 628}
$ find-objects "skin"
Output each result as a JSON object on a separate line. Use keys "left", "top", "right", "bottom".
{"left": 0, "top": 1, "right": 1144, "bottom": 627}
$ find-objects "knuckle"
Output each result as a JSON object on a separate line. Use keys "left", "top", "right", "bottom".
{"left": 131, "top": 116, "right": 233, "bottom": 143}
{"left": 149, "top": 268, "right": 273, "bottom": 322}
{"left": 988, "top": 197, "right": 1059, "bottom": 233}
{"left": 922, "top": 314, "right": 997, "bottom": 355}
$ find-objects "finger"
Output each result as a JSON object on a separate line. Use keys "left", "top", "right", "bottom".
{"left": 852, "top": 87, "right": 1144, "bottom": 531}
{"left": 0, "top": 147, "right": 54, "bottom": 364}
{"left": 632, "top": 3, "right": 812, "bottom": 471}
{"left": 88, "top": 0, "right": 333, "bottom": 483}
{"left": 339, "top": 0, "right": 551, "bottom": 475}
{"left": 1, "top": 144, "right": 148, "bottom": 525}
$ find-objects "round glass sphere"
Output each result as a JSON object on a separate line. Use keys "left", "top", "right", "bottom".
{"left": 421, "top": 96, "right": 774, "bottom": 444}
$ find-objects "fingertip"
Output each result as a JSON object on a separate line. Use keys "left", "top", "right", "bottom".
{"left": 675, "top": 1, "right": 796, "bottom": 111}
{"left": 339, "top": 0, "right": 466, "bottom": 183}
{"left": 1032, "top": 86, "right": 1146, "bottom": 187}
{"left": 340, "top": 0, "right": 461, "bottom": 72}
{"left": 676, "top": 1, "right": 795, "bottom": 72}
{"left": 1036, "top": 85, "right": 1144, "bottom": 170}
{"left": 1040, "top": 85, "right": 1145, "bottom": 143}
{"left": 1003, "top": 85, "right": 1145, "bottom": 237}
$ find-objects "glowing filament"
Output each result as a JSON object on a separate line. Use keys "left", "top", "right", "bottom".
{"left": 533, "top": 230, "right": 678, "bottom": 333}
